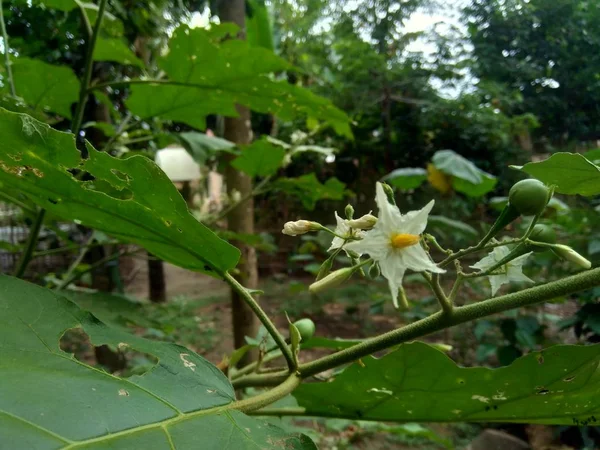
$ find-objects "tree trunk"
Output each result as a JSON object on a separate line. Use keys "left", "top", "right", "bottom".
{"left": 218, "top": 0, "right": 259, "bottom": 364}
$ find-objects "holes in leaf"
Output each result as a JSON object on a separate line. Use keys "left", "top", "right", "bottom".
{"left": 60, "top": 326, "right": 158, "bottom": 376}
{"left": 110, "top": 169, "right": 132, "bottom": 183}
{"left": 82, "top": 179, "right": 133, "bottom": 201}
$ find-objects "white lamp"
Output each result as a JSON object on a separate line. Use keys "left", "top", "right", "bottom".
{"left": 155, "top": 146, "right": 201, "bottom": 182}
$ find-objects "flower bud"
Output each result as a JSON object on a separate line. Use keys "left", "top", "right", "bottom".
{"left": 309, "top": 267, "right": 354, "bottom": 294}
{"left": 552, "top": 244, "right": 592, "bottom": 269}
{"left": 368, "top": 261, "right": 380, "bottom": 279}
{"left": 345, "top": 204, "right": 355, "bottom": 220}
{"left": 348, "top": 214, "right": 378, "bottom": 230}
{"left": 282, "top": 220, "right": 320, "bottom": 236}
{"left": 381, "top": 183, "right": 396, "bottom": 205}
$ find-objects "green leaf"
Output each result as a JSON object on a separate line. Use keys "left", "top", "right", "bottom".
{"left": 126, "top": 25, "right": 352, "bottom": 137}
{"left": 62, "top": 290, "right": 157, "bottom": 329}
{"left": 231, "top": 139, "right": 285, "bottom": 177}
{"left": 246, "top": 0, "right": 275, "bottom": 51}
{"left": 8, "top": 57, "right": 80, "bottom": 118}
{"left": 179, "top": 131, "right": 235, "bottom": 164}
{"left": 452, "top": 170, "right": 497, "bottom": 197}
{"left": 276, "top": 174, "right": 346, "bottom": 210}
{"left": 0, "top": 108, "right": 239, "bottom": 275}
{"left": 583, "top": 148, "right": 600, "bottom": 164}
{"left": 432, "top": 149, "right": 497, "bottom": 197}
{"left": 0, "top": 275, "right": 315, "bottom": 448}
{"left": 294, "top": 341, "right": 600, "bottom": 424}
{"left": 94, "top": 37, "right": 145, "bottom": 68}
{"left": 382, "top": 168, "right": 427, "bottom": 190}
{"left": 513, "top": 152, "right": 600, "bottom": 196}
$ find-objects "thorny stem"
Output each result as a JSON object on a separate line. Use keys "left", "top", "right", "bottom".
{"left": 223, "top": 272, "right": 295, "bottom": 371}
{"left": 298, "top": 267, "right": 600, "bottom": 379}
{"left": 0, "top": 0, "right": 16, "bottom": 97}
{"left": 236, "top": 267, "right": 600, "bottom": 389}
{"left": 13, "top": 0, "right": 107, "bottom": 278}
{"left": 439, "top": 237, "right": 523, "bottom": 269}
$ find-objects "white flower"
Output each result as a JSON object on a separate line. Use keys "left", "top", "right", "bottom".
{"left": 345, "top": 182, "right": 444, "bottom": 308}
{"left": 328, "top": 212, "right": 364, "bottom": 252}
{"left": 470, "top": 246, "right": 533, "bottom": 296}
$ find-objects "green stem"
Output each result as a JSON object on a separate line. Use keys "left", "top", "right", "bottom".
{"left": 71, "top": 0, "right": 108, "bottom": 134}
{"left": 55, "top": 248, "right": 133, "bottom": 290}
{"left": 0, "top": 0, "right": 16, "bottom": 97}
{"left": 232, "top": 374, "right": 301, "bottom": 413}
{"left": 56, "top": 234, "right": 94, "bottom": 289}
{"left": 297, "top": 266, "right": 600, "bottom": 379}
{"left": 223, "top": 272, "right": 295, "bottom": 371}
{"left": 232, "top": 371, "right": 288, "bottom": 390}
{"left": 231, "top": 350, "right": 283, "bottom": 380}
{"left": 101, "top": 112, "right": 132, "bottom": 153}
{"left": 422, "top": 272, "right": 453, "bottom": 315}
{"left": 439, "top": 237, "right": 523, "bottom": 269}
{"left": 13, "top": 1, "right": 107, "bottom": 278}
{"left": 13, "top": 209, "right": 46, "bottom": 278}
{"left": 248, "top": 407, "right": 307, "bottom": 417}
{"left": 33, "top": 240, "right": 115, "bottom": 258}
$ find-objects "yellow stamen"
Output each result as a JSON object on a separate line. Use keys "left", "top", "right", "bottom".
{"left": 390, "top": 233, "right": 420, "bottom": 249}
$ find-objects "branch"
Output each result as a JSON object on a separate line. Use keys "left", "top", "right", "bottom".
{"left": 297, "top": 266, "right": 600, "bottom": 378}
{"left": 13, "top": 209, "right": 46, "bottom": 278}
{"left": 71, "top": 0, "right": 108, "bottom": 134}
{"left": 223, "top": 272, "right": 295, "bottom": 371}
{"left": 0, "top": 0, "right": 16, "bottom": 97}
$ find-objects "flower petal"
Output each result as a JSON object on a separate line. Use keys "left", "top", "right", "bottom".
{"left": 400, "top": 245, "right": 445, "bottom": 273}
{"left": 400, "top": 200, "right": 435, "bottom": 235}
{"left": 375, "top": 182, "right": 402, "bottom": 235}
{"left": 345, "top": 228, "right": 389, "bottom": 260}
{"left": 489, "top": 273, "right": 508, "bottom": 296}
{"left": 378, "top": 253, "right": 406, "bottom": 308}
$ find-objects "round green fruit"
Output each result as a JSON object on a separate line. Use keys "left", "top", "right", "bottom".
{"left": 529, "top": 224, "right": 556, "bottom": 252}
{"left": 294, "top": 318, "right": 316, "bottom": 342}
{"left": 508, "top": 179, "right": 550, "bottom": 216}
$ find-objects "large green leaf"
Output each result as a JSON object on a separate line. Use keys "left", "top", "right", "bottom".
{"left": 0, "top": 275, "right": 315, "bottom": 449}
{"left": 294, "top": 341, "right": 600, "bottom": 425}
{"left": 0, "top": 108, "right": 239, "bottom": 275}
{"left": 383, "top": 168, "right": 427, "bottom": 190}
{"left": 126, "top": 25, "right": 351, "bottom": 136}
{"left": 513, "top": 152, "right": 600, "bottom": 196}
{"left": 432, "top": 149, "right": 497, "bottom": 197}
{"left": 276, "top": 174, "right": 346, "bottom": 210}
{"left": 6, "top": 57, "right": 80, "bottom": 118}
{"left": 231, "top": 139, "right": 285, "bottom": 177}
{"left": 179, "top": 132, "right": 235, "bottom": 164}
{"left": 94, "top": 37, "right": 144, "bottom": 68}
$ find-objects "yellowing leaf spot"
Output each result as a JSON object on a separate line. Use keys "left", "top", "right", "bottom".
{"left": 118, "top": 389, "right": 129, "bottom": 396}
{"left": 471, "top": 395, "right": 490, "bottom": 403}
{"left": 180, "top": 353, "right": 196, "bottom": 371}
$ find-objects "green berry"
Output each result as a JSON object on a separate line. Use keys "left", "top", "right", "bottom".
{"left": 293, "top": 318, "right": 316, "bottom": 342}
{"left": 508, "top": 179, "right": 550, "bottom": 216}
{"left": 529, "top": 224, "right": 556, "bottom": 252}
